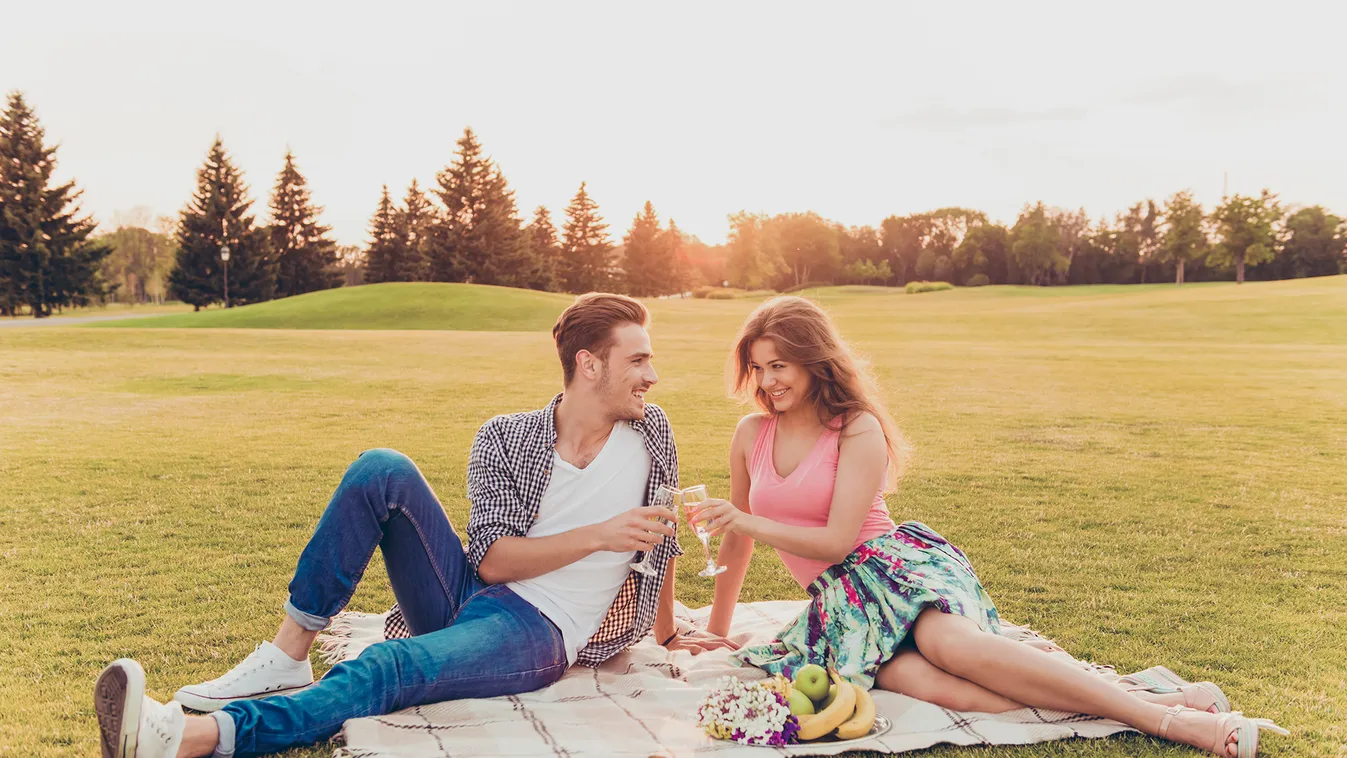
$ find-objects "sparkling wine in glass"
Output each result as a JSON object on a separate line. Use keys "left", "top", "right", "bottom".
{"left": 630, "top": 484, "right": 680, "bottom": 577}
{"left": 681, "top": 484, "right": 727, "bottom": 578}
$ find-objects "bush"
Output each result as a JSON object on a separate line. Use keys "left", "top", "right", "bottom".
{"left": 905, "top": 281, "right": 955, "bottom": 294}
{"left": 694, "top": 286, "right": 777, "bottom": 300}
{"left": 964, "top": 273, "right": 991, "bottom": 287}
{"left": 782, "top": 280, "right": 832, "bottom": 294}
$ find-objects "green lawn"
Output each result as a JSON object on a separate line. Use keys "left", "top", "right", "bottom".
{"left": 2, "top": 277, "right": 1345, "bottom": 757}
{"left": 2, "top": 301, "right": 193, "bottom": 321}
{"left": 93, "top": 282, "right": 575, "bottom": 331}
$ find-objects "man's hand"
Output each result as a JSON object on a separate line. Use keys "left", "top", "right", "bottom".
{"left": 590, "top": 506, "right": 676, "bottom": 553}
{"left": 664, "top": 630, "right": 745, "bottom": 655}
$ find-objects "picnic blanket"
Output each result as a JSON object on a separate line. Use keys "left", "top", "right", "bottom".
{"left": 320, "top": 600, "right": 1150, "bottom": 757}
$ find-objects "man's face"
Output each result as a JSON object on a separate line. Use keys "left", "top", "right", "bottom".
{"left": 595, "top": 323, "right": 658, "bottom": 421}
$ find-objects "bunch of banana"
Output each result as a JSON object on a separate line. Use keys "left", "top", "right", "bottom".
{"left": 795, "top": 669, "right": 877, "bottom": 741}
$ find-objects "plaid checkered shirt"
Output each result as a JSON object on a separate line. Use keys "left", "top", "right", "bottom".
{"left": 383, "top": 393, "right": 683, "bottom": 667}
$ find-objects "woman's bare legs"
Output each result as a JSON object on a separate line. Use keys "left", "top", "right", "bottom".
{"left": 875, "top": 641, "right": 1199, "bottom": 715}
{"left": 908, "top": 609, "right": 1241, "bottom": 756}
{"left": 876, "top": 646, "right": 1023, "bottom": 713}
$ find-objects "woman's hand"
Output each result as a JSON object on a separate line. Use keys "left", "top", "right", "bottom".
{"left": 691, "top": 498, "right": 755, "bottom": 537}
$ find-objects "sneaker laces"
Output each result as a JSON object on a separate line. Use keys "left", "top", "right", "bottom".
{"left": 211, "top": 644, "right": 276, "bottom": 686}
{"left": 142, "top": 700, "right": 182, "bottom": 746}
{"left": 147, "top": 717, "right": 175, "bottom": 745}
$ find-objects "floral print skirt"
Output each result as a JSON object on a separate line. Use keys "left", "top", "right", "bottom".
{"left": 732, "top": 521, "right": 1000, "bottom": 689}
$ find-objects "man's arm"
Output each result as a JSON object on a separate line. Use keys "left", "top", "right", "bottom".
{"left": 478, "top": 531, "right": 599, "bottom": 586}
{"left": 477, "top": 508, "right": 677, "bottom": 585}
{"left": 467, "top": 417, "right": 677, "bottom": 585}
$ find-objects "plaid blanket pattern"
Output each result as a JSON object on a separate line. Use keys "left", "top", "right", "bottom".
{"left": 320, "top": 600, "right": 1149, "bottom": 758}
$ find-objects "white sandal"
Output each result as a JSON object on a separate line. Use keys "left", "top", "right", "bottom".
{"left": 1122, "top": 665, "right": 1231, "bottom": 713}
{"left": 1157, "top": 704, "right": 1289, "bottom": 757}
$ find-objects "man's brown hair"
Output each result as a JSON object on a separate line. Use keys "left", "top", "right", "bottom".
{"left": 552, "top": 293, "right": 650, "bottom": 385}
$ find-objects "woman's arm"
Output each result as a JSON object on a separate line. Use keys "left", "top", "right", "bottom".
{"left": 705, "top": 415, "right": 761, "bottom": 637}
{"left": 698, "top": 413, "right": 888, "bottom": 566}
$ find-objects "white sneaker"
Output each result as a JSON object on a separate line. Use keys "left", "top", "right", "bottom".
{"left": 173, "top": 641, "right": 314, "bottom": 712}
{"left": 94, "top": 659, "right": 185, "bottom": 758}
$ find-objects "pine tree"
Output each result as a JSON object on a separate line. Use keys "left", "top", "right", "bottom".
{"left": 429, "top": 127, "right": 529, "bottom": 285}
{"left": 169, "top": 136, "right": 275, "bottom": 309}
{"left": 621, "top": 201, "right": 662, "bottom": 296}
{"left": 392, "top": 179, "right": 433, "bottom": 281}
{"left": 559, "top": 182, "right": 613, "bottom": 293}
{"left": 0, "top": 91, "right": 110, "bottom": 317}
{"left": 523, "top": 205, "right": 561, "bottom": 291}
{"left": 363, "top": 185, "right": 402, "bottom": 284}
{"left": 481, "top": 167, "right": 535, "bottom": 287}
{"left": 270, "top": 149, "right": 340, "bottom": 298}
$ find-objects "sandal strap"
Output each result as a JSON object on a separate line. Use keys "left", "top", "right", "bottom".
{"left": 1158, "top": 705, "right": 1186, "bottom": 739}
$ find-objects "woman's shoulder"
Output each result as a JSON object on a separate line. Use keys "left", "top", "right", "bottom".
{"left": 838, "top": 411, "right": 882, "bottom": 439}
{"left": 734, "top": 412, "right": 768, "bottom": 438}
{"left": 731, "top": 413, "right": 769, "bottom": 449}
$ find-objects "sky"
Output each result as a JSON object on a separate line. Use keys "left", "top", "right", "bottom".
{"left": 3, "top": 0, "right": 1344, "bottom": 247}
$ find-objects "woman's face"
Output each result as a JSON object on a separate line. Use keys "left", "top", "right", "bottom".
{"left": 749, "top": 338, "right": 813, "bottom": 414}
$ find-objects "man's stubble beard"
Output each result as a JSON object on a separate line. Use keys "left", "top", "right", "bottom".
{"left": 597, "top": 365, "right": 646, "bottom": 423}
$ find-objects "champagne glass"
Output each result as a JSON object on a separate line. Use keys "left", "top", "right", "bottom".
{"left": 630, "top": 484, "right": 680, "bottom": 577}
{"left": 681, "top": 484, "right": 727, "bottom": 578}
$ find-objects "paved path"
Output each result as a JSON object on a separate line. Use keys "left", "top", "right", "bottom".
{"left": 0, "top": 312, "right": 166, "bottom": 328}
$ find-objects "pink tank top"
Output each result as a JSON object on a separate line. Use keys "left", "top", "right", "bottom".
{"left": 747, "top": 414, "right": 896, "bottom": 586}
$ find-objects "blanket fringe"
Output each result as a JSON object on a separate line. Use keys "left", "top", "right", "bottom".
{"left": 316, "top": 611, "right": 386, "bottom": 665}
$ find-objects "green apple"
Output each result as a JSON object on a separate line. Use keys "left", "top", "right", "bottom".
{"left": 786, "top": 689, "right": 816, "bottom": 716}
{"left": 819, "top": 683, "right": 838, "bottom": 709}
{"left": 792, "top": 664, "right": 829, "bottom": 703}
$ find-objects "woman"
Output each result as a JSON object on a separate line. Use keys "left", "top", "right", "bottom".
{"left": 691, "top": 296, "right": 1284, "bottom": 757}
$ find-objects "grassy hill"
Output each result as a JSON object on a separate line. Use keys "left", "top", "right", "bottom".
{"left": 88, "top": 277, "right": 1347, "bottom": 348}
{"left": 92, "top": 282, "right": 575, "bottom": 331}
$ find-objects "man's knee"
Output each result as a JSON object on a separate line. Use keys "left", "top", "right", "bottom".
{"left": 350, "top": 448, "right": 418, "bottom": 482}
{"left": 350, "top": 639, "right": 406, "bottom": 694}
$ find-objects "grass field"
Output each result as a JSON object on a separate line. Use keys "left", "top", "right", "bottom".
{"left": 0, "top": 302, "right": 192, "bottom": 324}
{"left": 93, "top": 282, "right": 575, "bottom": 331}
{"left": 2, "top": 277, "right": 1345, "bottom": 757}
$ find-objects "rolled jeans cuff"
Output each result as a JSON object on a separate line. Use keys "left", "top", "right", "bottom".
{"left": 210, "top": 710, "right": 236, "bottom": 758}
{"left": 284, "top": 599, "right": 331, "bottom": 632}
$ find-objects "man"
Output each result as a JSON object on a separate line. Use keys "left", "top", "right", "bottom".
{"left": 94, "top": 293, "right": 736, "bottom": 758}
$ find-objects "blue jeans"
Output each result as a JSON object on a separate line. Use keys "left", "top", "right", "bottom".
{"left": 213, "top": 449, "right": 568, "bottom": 757}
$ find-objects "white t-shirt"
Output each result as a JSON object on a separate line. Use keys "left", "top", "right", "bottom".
{"left": 508, "top": 421, "right": 652, "bottom": 665}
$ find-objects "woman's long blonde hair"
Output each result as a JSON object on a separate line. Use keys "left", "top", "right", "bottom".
{"left": 729, "top": 296, "right": 907, "bottom": 488}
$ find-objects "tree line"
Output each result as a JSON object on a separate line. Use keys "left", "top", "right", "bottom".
{"left": 4, "top": 90, "right": 1344, "bottom": 318}
{"left": 0, "top": 93, "right": 110, "bottom": 316}
{"left": 724, "top": 195, "right": 1343, "bottom": 292}
{"left": 360, "top": 128, "right": 695, "bottom": 297}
